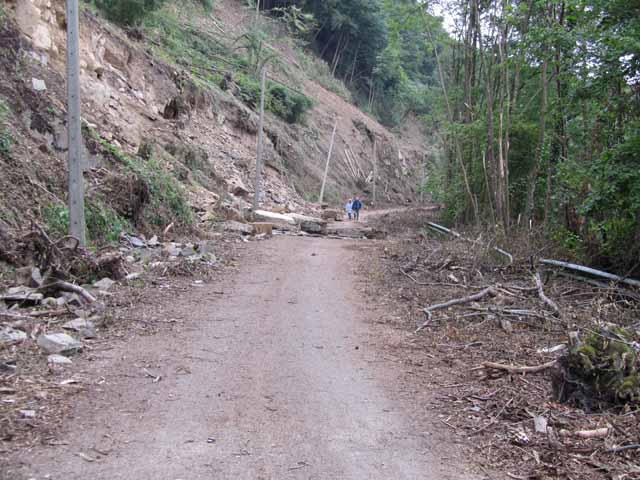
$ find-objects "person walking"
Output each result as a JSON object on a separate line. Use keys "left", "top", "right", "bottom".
{"left": 345, "top": 198, "right": 353, "bottom": 220}
{"left": 352, "top": 196, "right": 363, "bottom": 221}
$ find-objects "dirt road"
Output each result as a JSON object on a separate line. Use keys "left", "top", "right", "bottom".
{"left": 10, "top": 233, "right": 480, "bottom": 479}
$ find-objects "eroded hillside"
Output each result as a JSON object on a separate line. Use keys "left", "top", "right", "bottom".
{"left": 0, "top": 0, "right": 426, "bottom": 242}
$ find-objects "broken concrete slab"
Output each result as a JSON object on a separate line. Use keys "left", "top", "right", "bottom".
{"left": 37, "top": 333, "right": 82, "bottom": 355}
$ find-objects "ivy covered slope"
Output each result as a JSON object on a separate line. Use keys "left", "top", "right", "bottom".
{"left": 0, "top": 0, "right": 428, "bottom": 249}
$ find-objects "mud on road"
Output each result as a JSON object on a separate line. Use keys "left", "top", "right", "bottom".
{"left": 6, "top": 234, "right": 481, "bottom": 480}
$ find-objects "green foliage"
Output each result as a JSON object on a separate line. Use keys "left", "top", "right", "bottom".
{"left": 95, "top": 0, "right": 165, "bottom": 25}
{"left": 558, "top": 327, "right": 640, "bottom": 411}
{"left": 271, "top": 5, "right": 317, "bottom": 36}
{"left": 268, "top": 84, "right": 313, "bottom": 124}
{"left": 0, "top": 97, "right": 11, "bottom": 156}
{"left": 234, "top": 73, "right": 261, "bottom": 108}
{"left": 86, "top": 127, "right": 194, "bottom": 228}
{"left": 43, "top": 201, "right": 130, "bottom": 245}
{"left": 232, "top": 73, "right": 313, "bottom": 123}
{"left": 200, "top": 0, "right": 213, "bottom": 13}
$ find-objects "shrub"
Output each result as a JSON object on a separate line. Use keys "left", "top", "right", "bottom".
{"left": 44, "top": 201, "right": 130, "bottom": 245}
{"left": 0, "top": 97, "right": 11, "bottom": 156}
{"left": 95, "top": 0, "right": 165, "bottom": 26}
{"left": 268, "top": 83, "right": 313, "bottom": 124}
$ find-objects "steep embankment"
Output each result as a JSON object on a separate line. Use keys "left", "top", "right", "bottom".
{"left": 0, "top": 0, "right": 426, "bottom": 243}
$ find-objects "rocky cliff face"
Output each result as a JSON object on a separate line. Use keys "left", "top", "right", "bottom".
{"left": 0, "top": 0, "right": 426, "bottom": 238}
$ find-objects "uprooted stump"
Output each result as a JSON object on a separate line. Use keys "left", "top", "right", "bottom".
{"left": 553, "top": 326, "right": 640, "bottom": 411}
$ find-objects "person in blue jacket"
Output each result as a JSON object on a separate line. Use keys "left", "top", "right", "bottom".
{"left": 352, "top": 196, "right": 363, "bottom": 221}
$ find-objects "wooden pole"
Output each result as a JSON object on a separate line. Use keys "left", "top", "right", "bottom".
{"left": 420, "top": 152, "right": 426, "bottom": 204}
{"left": 253, "top": 65, "right": 267, "bottom": 212}
{"left": 66, "top": 0, "right": 86, "bottom": 246}
{"left": 372, "top": 138, "right": 377, "bottom": 205}
{"left": 318, "top": 118, "right": 338, "bottom": 204}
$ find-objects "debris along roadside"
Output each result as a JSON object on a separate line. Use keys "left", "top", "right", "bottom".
{"left": 360, "top": 209, "right": 640, "bottom": 480}
{"left": 0, "top": 222, "right": 253, "bottom": 453}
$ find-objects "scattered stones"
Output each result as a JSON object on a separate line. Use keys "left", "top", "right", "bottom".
{"left": 15, "top": 267, "right": 44, "bottom": 287}
{"left": 62, "top": 318, "right": 97, "bottom": 339}
{"left": 0, "top": 328, "right": 27, "bottom": 347}
{"left": 37, "top": 333, "right": 82, "bottom": 355}
{"left": 147, "top": 235, "right": 160, "bottom": 247}
{"left": 0, "top": 288, "right": 44, "bottom": 305}
{"left": 251, "top": 222, "right": 273, "bottom": 236}
{"left": 93, "top": 278, "right": 116, "bottom": 291}
{"left": 321, "top": 209, "right": 341, "bottom": 221}
{"left": 254, "top": 210, "right": 297, "bottom": 226}
{"left": 31, "top": 78, "right": 46, "bottom": 91}
{"left": 300, "top": 220, "right": 327, "bottom": 235}
{"left": 222, "top": 221, "right": 253, "bottom": 235}
{"left": 127, "top": 235, "right": 146, "bottom": 248}
{"left": 47, "top": 354, "right": 73, "bottom": 365}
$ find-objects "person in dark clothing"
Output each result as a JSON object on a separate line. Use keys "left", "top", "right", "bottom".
{"left": 352, "top": 196, "right": 363, "bottom": 221}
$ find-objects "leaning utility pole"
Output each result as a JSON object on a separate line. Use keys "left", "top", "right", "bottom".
{"left": 66, "top": 0, "right": 86, "bottom": 246}
{"left": 372, "top": 138, "right": 377, "bottom": 205}
{"left": 318, "top": 118, "right": 338, "bottom": 204}
{"left": 253, "top": 65, "right": 267, "bottom": 211}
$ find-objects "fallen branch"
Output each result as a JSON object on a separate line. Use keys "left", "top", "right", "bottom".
{"left": 559, "top": 427, "right": 611, "bottom": 439}
{"left": 427, "top": 222, "right": 513, "bottom": 265}
{"left": 606, "top": 444, "right": 640, "bottom": 454}
{"left": 535, "top": 272, "right": 561, "bottom": 316}
{"left": 400, "top": 268, "right": 469, "bottom": 288}
{"left": 54, "top": 281, "right": 97, "bottom": 303}
{"left": 415, "top": 286, "right": 496, "bottom": 333}
{"left": 481, "top": 360, "right": 557, "bottom": 374}
{"left": 540, "top": 258, "right": 640, "bottom": 288}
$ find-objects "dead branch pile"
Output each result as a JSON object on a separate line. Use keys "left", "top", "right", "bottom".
{"left": 359, "top": 210, "right": 640, "bottom": 479}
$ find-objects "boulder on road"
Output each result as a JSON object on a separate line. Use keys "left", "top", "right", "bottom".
{"left": 254, "top": 210, "right": 297, "bottom": 227}
{"left": 288, "top": 213, "right": 327, "bottom": 235}
{"left": 251, "top": 222, "right": 273, "bottom": 236}
{"left": 222, "top": 221, "right": 254, "bottom": 235}
{"left": 321, "top": 209, "right": 342, "bottom": 221}
{"left": 37, "top": 333, "right": 82, "bottom": 355}
{"left": 300, "top": 221, "right": 327, "bottom": 235}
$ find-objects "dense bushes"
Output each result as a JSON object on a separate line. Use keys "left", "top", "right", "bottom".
{"left": 268, "top": 84, "right": 313, "bottom": 124}
{"left": 233, "top": 74, "right": 313, "bottom": 124}
{"left": 95, "top": 0, "right": 165, "bottom": 25}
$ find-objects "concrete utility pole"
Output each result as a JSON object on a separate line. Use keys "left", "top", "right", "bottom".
{"left": 372, "top": 138, "right": 377, "bottom": 205}
{"left": 253, "top": 65, "right": 267, "bottom": 212}
{"left": 318, "top": 118, "right": 338, "bottom": 204}
{"left": 66, "top": 0, "right": 86, "bottom": 246}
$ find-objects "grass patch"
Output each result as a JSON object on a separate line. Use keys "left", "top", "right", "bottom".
{"left": 0, "top": 97, "right": 12, "bottom": 156}
{"left": 85, "top": 126, "right": 194, "bottom": 229}
{"left": 43, "top": 200, "right": 130, "bottom": 245}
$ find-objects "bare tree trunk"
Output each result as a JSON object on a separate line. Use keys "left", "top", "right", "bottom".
{"left": 525, "top": 57, "right": 548, "bottom": 223}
